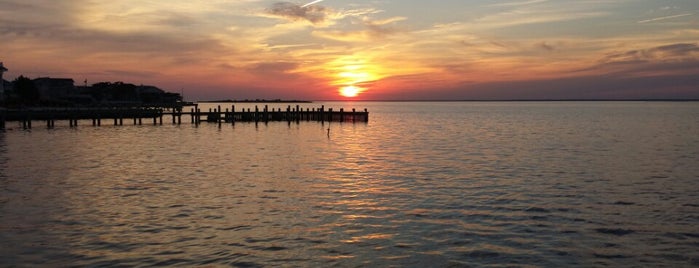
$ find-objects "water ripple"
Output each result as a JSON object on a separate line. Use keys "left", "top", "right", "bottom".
{"left": 1, "top": 102, "right": 698, "bottom": 266}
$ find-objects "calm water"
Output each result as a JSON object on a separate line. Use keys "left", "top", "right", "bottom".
{"left": 1, "top": 101, "right": 698, "bottom": 267}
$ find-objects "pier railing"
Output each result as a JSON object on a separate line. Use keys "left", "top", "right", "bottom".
{"left": 0, "top": 104, "right": 368, "bottom": 129}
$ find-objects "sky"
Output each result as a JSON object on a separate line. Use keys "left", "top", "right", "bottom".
{"left": 1, "top": 0, "right": 698, "bottom": 100}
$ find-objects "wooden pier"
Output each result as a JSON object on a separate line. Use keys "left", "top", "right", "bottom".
{"left": 0, "top": 104, "right": 368, "bottom": 130}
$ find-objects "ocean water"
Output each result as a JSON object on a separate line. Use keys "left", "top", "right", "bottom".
{"left": 1, "top": 101, "right": 698, "bottom": 267}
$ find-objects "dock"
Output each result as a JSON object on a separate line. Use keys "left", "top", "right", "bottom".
{"left": 0, "top": 104, "right": 368, "bottom": 130}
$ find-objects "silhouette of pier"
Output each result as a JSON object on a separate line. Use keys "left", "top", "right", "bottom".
{"left": 0, "top": 104, "right": 368, "bottom": 129}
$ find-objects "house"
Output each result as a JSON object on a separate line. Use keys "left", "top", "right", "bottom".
{"left": 137, "top": 85, "right": 181, "bottom": 104}
{"left": 33, "top": 77, "right": 75, "bottom": 100}
{"left": 88, "top": 82, "right": 181, "bottom": 105}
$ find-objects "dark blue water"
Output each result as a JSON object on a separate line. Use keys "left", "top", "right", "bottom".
{"left": 1, "top": 101, "right": 698, "bottom": 266}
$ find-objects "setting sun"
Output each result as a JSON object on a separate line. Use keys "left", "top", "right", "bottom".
{"left": 339, "top": 85, "right": 362, "bottom": 97}
{"left": 324, "top": 56, "right": 387, "bottom": 98}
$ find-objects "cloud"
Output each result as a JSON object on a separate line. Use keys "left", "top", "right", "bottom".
{"left": 363, "top": 16, "right": 406, "bottom": 36}
{"left": 250, "top": 61, "right": 300, "bottom": 77}
{"left": 537, "top": 42, "right": 556, "bottom": 52}
{"left": 475, "top": 10, "right": 607, "bottom": 29}
{"left": 470, "top": 73, "right": 699, "bottom": 100}
{"left": 266, "top": 2, "right": 332, "bottom": 25}
{"left": 652, "top": 43, "right": 699, "bottom": 56}
{"left": 102, "top": 69, "right": 161, "bottom": 79}
{"left": 489, "top": 0, "right": 548, "bottom": 7}
{"left": 312, "top": 16, "right": 406, "bottom": 42}
{"left": 370, "top": 70, "right": 699, "bottom": 100}
{"left": 0, "top": 1, "right": 79, "bottom": 37}
{"left": 600, "top": 43, "right": 699, "bottom": 65}
{"left": 0, "top": 1, "right": 77, "bottom": 22}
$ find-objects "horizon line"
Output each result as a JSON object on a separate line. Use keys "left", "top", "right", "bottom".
{"left": 195, "top": 98, "right": 699, "bottom": 103}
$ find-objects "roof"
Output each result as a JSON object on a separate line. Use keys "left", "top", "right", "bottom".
{"left": 34, "top": 77, "right": 74, "bottom": 82}
{"left": 138, "top": 85, "right": 165, "bottom": 94}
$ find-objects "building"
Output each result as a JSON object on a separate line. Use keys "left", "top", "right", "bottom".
{"left": 0, "top": 62, "right": 7, "bottom": 101}
{"left": 33, "top": 77, "right": 75, "bottom": 101}
{"left": 138, "top": 85, "right": 181, "bottom": 103}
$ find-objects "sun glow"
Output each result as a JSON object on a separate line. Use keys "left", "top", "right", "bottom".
{"left": 316, "top": 55, "right": 405, "bottom": 98}
{"left": 339, "top": 85, "right": 362, "bottom": 98}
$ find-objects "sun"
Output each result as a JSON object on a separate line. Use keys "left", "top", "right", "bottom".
{"left": 339, "top": 85, "right": 361, "bottom": 98}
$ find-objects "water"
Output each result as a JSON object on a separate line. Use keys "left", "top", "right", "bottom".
{"left": 1, "top": 101, "right": 698, "bottom": 267}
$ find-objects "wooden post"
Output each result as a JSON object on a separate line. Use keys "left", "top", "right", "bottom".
{"left": 196, "top": 108, "right": 201, "bottom": 124}
{"left": 194, "top": 104, "right": 198, "bottom": 124}
{"left": 217, "top": 106, "right": 222, "bottom": 127}
{"left": 254, "top": 105, "right": 259, "bottom": 123}
{"left": 320, "top": 105, "right": 325, "bottom": 123}
{"left": 264, "top": 105, "right": 269, "bottom": 123}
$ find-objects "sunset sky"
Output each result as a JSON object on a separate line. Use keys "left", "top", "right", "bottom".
{"left": 2, "top": 0, "right": 698, "bottom": 100}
